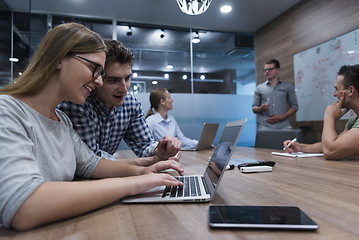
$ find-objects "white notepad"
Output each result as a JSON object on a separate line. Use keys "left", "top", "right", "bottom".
{"left": 271, "top": 152, "right": 324, "bottom": 158}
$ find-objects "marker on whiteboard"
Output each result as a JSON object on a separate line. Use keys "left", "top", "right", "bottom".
{"left": 266, "top": 98, "right": 270, "bottom": 104}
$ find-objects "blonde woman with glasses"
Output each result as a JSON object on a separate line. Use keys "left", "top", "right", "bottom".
{"left": 0, "top": 23, "right": 183, "bottom": 231}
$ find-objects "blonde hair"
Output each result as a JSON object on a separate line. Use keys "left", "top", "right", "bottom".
{"left": 145, "top": 88, "right": 168, "bottom": 118}
{"left": 0, "top": 22, "right": 106, "bottom": 96}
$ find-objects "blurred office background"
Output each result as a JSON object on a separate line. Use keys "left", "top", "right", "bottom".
{"left": 4, "top": 0, "right": 355, "bottom": 147}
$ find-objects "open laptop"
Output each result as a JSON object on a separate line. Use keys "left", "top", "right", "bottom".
{"left": 181, "top": 123, "right": 219, "bottom": 151}
{"left": 122, "top": 119, "right": 247, "bottom": 203}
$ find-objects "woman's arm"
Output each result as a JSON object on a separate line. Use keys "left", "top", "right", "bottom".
{"left": 115, "top": 152, "right": 182, "bottom": 166}
{"left": 91, "top": 159, "right": 183, "bottom": 178}
{"left": 11, "top": 160, "right": 183, "bottom": 231}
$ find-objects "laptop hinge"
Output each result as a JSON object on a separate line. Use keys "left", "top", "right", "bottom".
{"left": 201, "top": 176, "right": 209, "bottom": 195}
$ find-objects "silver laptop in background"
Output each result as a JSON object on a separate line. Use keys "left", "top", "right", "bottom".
{"left": 181, "top": 123, "right": 219, "bottom": 151}
{"left": 122, "top": 119, "right": 247, "bottom": 203}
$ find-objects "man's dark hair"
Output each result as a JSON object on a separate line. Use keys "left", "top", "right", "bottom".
{"left": 265, "top": 59, "right": 280, "bottom": 69}
{"left": 338, "top": 64, "right": 359, "bottom": 90}
{"left": 104, "top": 39, "right": 134, "bottom": 65}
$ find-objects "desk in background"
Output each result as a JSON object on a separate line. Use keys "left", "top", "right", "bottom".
{"left": 1, "top": 147, "right": 358, "bottom": 239}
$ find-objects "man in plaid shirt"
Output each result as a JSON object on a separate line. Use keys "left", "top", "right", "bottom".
{"left": 58, "top": 40, "right": 181, "bottom": 165}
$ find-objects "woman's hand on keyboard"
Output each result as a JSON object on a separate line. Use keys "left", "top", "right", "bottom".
{"left": 127, "top": 173, "right": 183, "bottom": 196}
{"left": 143, "top": 160, "right": 184, "bottom": 176}
{"left": 147, "top": 151, "right": 182, "bottom": 166}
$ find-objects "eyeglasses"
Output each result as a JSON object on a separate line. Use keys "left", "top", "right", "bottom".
{"left": 263, "top": 67, "right": 276, "bottom": 72}
{"left": 73, "top": 54, "right": 106, "bottom": 79}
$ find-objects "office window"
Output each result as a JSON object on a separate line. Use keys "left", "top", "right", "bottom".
{"left": 116, "top": 23, "right": 254, "bottom": 94}
{"left": 52, "top": 16, "right": 112, "bottom": 40}
{"left": 0, "top": 10, "right": 11, "bottom": 86}
{"left": 1, "top": 11, "right": 255, "bottom": 94}
{"left": 12, "top": 12, "right": 47, "bottom": 81}
{"left": 116, "top": 24, "right": 192, "bottom": 93}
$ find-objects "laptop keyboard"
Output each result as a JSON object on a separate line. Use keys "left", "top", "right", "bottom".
{"left": 161, "top": 176, "right": 202, "bottom": 198}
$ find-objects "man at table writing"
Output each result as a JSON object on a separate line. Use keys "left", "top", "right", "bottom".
{"left": 284, "top": 64, "right": 359, "bottom": 160}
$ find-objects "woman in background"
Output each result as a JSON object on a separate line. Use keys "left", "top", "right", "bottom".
{"left": 145, "top": 88, "right": 198, "bottom": 149}
{"left": 0, "top": 23, "right": 183, "bottom": 231}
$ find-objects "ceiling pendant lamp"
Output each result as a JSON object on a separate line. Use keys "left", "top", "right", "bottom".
{"left": 176, "top": 0, "right": 213, "bottom": 15}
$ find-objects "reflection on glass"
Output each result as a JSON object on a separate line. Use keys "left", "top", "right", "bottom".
{"left": 1, "top": 9, "right": 254, "bottom": 93}
{"left": 208, "top": 141, "right": 232, "bottom": 183}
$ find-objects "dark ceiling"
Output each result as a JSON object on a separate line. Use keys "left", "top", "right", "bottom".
{"left": 2, "top": 0, "right": 302, "bottom": 87}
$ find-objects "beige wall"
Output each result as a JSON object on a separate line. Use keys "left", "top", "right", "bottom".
{"left": 254, "top": 0, "right": 359, "bottom": 143}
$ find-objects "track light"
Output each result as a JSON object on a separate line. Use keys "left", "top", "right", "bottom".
{"left": 9, "top": 57, "right": 19, "bottom": 62}
{"left": 127, "top": 26, "right": 132, "bottom": 36}
{"left": 192, "top": 32, "right": 200, "bottom": 44}
{"left": 160, "top": 29, "right": 165, "bottom": 38}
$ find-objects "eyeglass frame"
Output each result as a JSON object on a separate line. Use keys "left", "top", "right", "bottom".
{"left": 263, "top": 67, "right": 277, "bottom": 72}
{"left": 72, "top": 54, "right": 106, "bottom": 79}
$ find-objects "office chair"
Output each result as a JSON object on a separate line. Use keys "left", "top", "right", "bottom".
{"left": 255, "top": 129, "right": 303, "bottom": 150}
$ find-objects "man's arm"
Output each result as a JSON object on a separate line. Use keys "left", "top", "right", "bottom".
{"left": 267, "top": 107, "right": 296, "bottom": 124}
{"left": 284, "top": 141, "right": 323, "bottom": 153}
{"left": 321, "top": 93, "right": 359, "bottom": 159}
{"left": 154, "top": 136, "right": 182, "bottom": 160}
{"left": 282, "top": 107, "right": 297, "bottom": 119}
{"left": 284, "top": 95, "right": 356, "bottom": 158}
{"left": 122, "top": 95, "right": 160, "bottom": 157}
{"left": 115, "top": 152, "right": 181, "bottom": 166}
{"left": 252, "top": 86, "right": 268, "bottom": 114}
{"left": 252, "top": 104, "right": 269, "bottom": 114}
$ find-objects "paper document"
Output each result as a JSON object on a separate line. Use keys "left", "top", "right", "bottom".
{"left": 271, "top": 152, "right": 324, "bottom": 158}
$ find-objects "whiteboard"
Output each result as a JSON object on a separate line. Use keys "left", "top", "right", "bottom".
{"left": 294, "top": 28, "right": 359, "bottom": 121}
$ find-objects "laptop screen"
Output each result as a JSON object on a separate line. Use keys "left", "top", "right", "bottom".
{"left": 205, "top": 122, "right": 244, "bottom": 189}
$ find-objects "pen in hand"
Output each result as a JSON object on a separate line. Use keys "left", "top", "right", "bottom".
{"left": 283, "top": 138, "right": 297, "bottom": 151}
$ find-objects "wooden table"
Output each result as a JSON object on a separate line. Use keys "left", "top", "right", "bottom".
{"left": 1, "top": 147, "right": 359, "bottom": 239}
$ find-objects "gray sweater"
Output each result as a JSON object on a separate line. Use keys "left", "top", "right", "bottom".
{"left": 0, "top": 95, "right": 101, "bottom": 229}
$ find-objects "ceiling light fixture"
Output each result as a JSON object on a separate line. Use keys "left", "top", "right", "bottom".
{"left": 9, "top": 57, "right": 19, "bottom": 62}
{"left": 160, "top": 29, "right": 165, "bottom": 38}
{"left": 127, "top": 26, "right": 132, "bottom": 36}
{"left": 192, "top": 32, "right": 200, "bottom": 44}
{"left": 220, "top": 5, "right": 232, "bottom": 13}
{"left": 176, "top": 0, "right": 213, "bottom": 15}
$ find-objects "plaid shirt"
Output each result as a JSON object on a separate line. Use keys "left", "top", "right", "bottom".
{"left": 58, "top": 93, "right": 158, "bottom": 159}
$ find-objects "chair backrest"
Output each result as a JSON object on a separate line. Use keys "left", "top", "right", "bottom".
{"left": 255, "top": 129, "right": 303, "bottom": 150}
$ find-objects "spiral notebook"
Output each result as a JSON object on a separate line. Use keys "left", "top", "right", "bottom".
{"left": 271, "top": 152, "right": 324, "bottom": 158}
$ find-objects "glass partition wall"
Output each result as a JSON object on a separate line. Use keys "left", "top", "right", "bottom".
{"left": 0, "top": 2, "right": 257, "bottom": 146}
